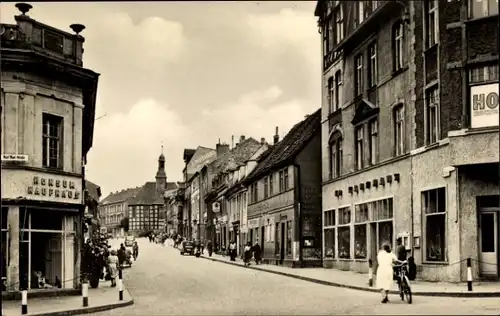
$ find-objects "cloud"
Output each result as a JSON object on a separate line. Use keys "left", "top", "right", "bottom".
{"left": 246, "top": 9, "right": 319, "bottom": 63}
{"left": 87, "top": 87, "right": 317, "bottom": 197}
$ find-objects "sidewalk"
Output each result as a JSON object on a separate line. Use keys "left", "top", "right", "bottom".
{"left": 2, "top": 282, "right": 134, "bottom": 316}
{"left": 201, "top": 252, "right": 500, "bottom": 298}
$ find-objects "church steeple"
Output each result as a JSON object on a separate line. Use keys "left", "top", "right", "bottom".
{"left": 155, "top": 143, "right": 167, "bottom": 192}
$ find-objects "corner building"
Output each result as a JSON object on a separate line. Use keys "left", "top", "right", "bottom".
{"left": 316, "top": 0, "right": 499, "bottom": 282}
{"left": 1, "top": 5, "right": 99, "bottom": 291}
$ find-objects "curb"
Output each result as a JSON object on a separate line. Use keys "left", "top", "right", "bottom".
{"left": 26, "top": 292, "right": 134, "bottom": 316}
{"left": 201, "top": 256, "right": 500, "bottom": 298}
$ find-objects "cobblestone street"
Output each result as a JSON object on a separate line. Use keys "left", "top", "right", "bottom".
{"left": 94, "top": 238, "right": 500, "bottom": 315}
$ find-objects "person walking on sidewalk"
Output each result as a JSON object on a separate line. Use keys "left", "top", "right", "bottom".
{"left": 229, "top": 241, "right": 237, "bottom": 261}
{"left": 107, "top": 250, "right": 119, "bottom": 287}
{"left": 244, "top": 242, "right": 252, "bottom": 266}
{"left": 253, "top": 240, "right": 262, "bottom": 265}
{"left": 376, "top": 242, "right": 404, "bottom": 304}
{"left": 207, "top": 240, "right": 213, "bottom": 257}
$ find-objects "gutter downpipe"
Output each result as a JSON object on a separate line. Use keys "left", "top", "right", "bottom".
{"left": 293, "top": 163, "right": 303, "bottom": 267}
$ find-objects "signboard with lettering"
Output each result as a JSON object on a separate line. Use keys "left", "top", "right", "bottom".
{"left": 247, "top": 189, "right": 294, "bottom": 217}
{"left": 1, "top": 169, "right": 83, "bottom": 204}
{"left": 1, "top": 154, "right": 29, "bottom": 162}
{"left": 470, "top": 83, "right": 499, "bottom": 128}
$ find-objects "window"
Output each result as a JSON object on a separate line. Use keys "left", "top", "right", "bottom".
{"left": 423, "top": 187, "right": 446, "bottom": 262}
{"left": 393, "top": 22, "right": 404, "bottom": 71}
{"left": 328, "top": 77, "right": 336, "bottom": 113}
{"left": 469, "top": 64, "right": 499, "bottom": 84}
{"left": 368, "top": 43, "right": 377, "bottom": 88}
{"left": 279, "top": 168, "right": 289, "bottom": 192}
{"left": 394, "top": 105, "right": 404, "bottom": 156}
{"left": 354, "top": 204, "right": 368, "bottom": 259}
{"left": 269, "top": 174, "right": 274, "bottom": 196}
{"left": 250, "top": 183, "right": 258, "bottom": 203}
{"left": 42, "top": 113, "right": 63, "bottom": 169}
{"left": 324, "top": 228, "right": 335, "bottom": 258}
{"left": 426, "top": 0, "right": 438, "bottom": 47}
{"left": 323, "top": 13, "right": 334, "bottom": 55}
{"left": 355, "top": 126, "right": 364, "bottom": 170}
{"left": 357, "top": 1, "right": 365, "bottom": 24}
{"left": 426, "top": 86, "right": 440, "bottom": 144}
{"left": 324, "top": 209, "right": 335, "bottom": 227}
{"left": 355, "top": 55, "right": 364, "bottom": 96}
{"left": 338, "top": 207, "right": 351, "bottom": 259}
{"left": 263, "top": 177, "right": 269, "bottom": 199}
{"left": 335, "top": 71, "right": 342, "bottom": 108}
{"left": 372, "top": 1, "right": 379, "bottom": 10}
{"left": 470, "top": 0, "right": 498, "bottom": 19}
{"left": 329, "top": 137, "right": 342, "bottom": 179}
{"left": 369, "top": 120, "right": 378, "bottom": 165}
{"left": 334, "top": 4, "right": 344, "bottom": 44}
{"left": 286, "top": 220, "right": 292, "bottom": 255}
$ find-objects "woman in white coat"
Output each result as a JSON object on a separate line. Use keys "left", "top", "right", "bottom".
{"left": 376, "top": 242, "right": 403, "bottom": 303}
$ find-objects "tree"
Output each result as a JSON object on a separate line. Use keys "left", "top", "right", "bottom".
{"left": 120, "top": 217, "right": 129, "bottom": 232}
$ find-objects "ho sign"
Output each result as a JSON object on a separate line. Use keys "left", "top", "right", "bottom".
{"left": 470, "top": 83, "right": 499, "bottom": 129}
{"left": 212, "top": 202, "right": 221, "bottom": 213}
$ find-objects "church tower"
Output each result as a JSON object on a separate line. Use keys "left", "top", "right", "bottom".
{"left": 155, "top": 144, "right": 167, "bottom": 192}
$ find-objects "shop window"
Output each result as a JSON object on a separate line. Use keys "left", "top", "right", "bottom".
{"left": 324, "top": 209, "right": 335, "bottom": 227}
{"left": 30, "top": 232, "right": 63, "bottom": 289}
{"left": 30, "top": 210, "right": 64, "bottom": 231}
{"left": 470, "top": 0, "right": 498, "bottom": 19}
{"left": 286, "top": 221, "right": 292, "bottom": 255}
{"left": 354, "top": 204, "right": 368, "bottom": 259}
{"left": 338, "top": 207, "right": 351, "bottom": 259}
{"left": 324, "top": 228, "right": 335, "bottom": 258}
{"left": 423, "top": 187, "right": 446, "bottom": 262}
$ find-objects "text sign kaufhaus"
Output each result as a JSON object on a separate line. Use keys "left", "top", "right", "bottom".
{"left": 27, "top": 176, "right": 81, "bottom": 200}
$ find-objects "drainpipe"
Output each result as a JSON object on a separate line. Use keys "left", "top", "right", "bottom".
{"left": 410, "top": 156, "right": 414, "bottom": 257}
{"left": 293, "top": 163, "right": 303, "bottom": 267}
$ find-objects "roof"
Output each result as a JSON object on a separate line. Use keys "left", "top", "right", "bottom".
{"left": 128, "top": 181, "right": 177, "bottom": 205}
{"left": 101, "top": 187, "right": 142, "bottom": 205}
{"left": 244, "top": 109, "right": 321, "bottom": 183}
{"left": 183, "top": 148, "right": 196, "bottom": 162}
{"left": 314, "top": 0, "right": 325, "bottom": 17}
{"left": 209, "top": 138, "right": 262, "bottom": 177}
{"left": 85, "top": 180, "right": 101, "bottom": 202}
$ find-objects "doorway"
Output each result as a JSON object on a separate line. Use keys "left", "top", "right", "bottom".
{"left": 479, "top": 210, "right": 498, "bottom": 278}
{"left": 280, "top": 222, "right": 285, "bottom": 264}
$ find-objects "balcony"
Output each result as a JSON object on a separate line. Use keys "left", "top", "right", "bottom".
{"left": 1, "top": 5, "right": 85, "bottom": 66}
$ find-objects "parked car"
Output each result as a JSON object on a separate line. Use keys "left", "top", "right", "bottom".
{"left": 124, "top": 235, "right": 135, "bottom": 248}
{"left": 180, "top": 240, "right": 195, "bottom": 255}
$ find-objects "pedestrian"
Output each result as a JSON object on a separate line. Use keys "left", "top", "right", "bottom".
{"left": 117, "top": 243, "right": 126, "bottom": 268}
{"left": 200, "top": 238, "right": 205, "bottom": 254}
{"left": 244, "top": 242, "right": 252, "bottom": 266}
{"left": 253, "top": 240, "right": 262, "bottom": 265}
{"left": 229, "top": 241, "right": 237, "bottom": 261}
{"left": 207, "top": 240, "right": 213, "bottom": 257}
{"left": 107, "top": 250, "right": 119, "bottom": 287}
{"left": 376, "top": 242, "right": 403, "bottom": 303}
{"left": 394, "top": 237, "right": 407, "bottom": 285}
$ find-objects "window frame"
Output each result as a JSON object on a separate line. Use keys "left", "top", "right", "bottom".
{"left": 357, "top": 1, "right": 365, "bottom": 25}
{"left": 469, "top": 64, "right": 499, "bottom": 85}
{"left": 269, "top": 174, "right": 274, "bottom": 196}
{"left": 42, "top": 113, "right": 63, "bottom": 169}
{"left": 425, "top": 86, "right": 440, "bottom": 145}
{"left": 393, "top": 22, "right": 404, "bottom": 71}
{"left": 394, "top": 105, "right": 405, "bottom": 156}
{"left": 469, "top": 0, "right": 499, "bottom": 19}
{"left": 426, "top": 0, "right": 439, "bottom": 48}
{"left": 334, "top": 3, "right": 344, "bottom": 44}
{"left": 354, "top": 203, "right": 369, "bottom": 259}
{"left": 422, "top": 187, "right": 447, "bottom": 262}
{"left": 337, "top": 206, "right": 352, "bottom": 259}
{"left": 355, "top": 54, "right": 364, "bottom": 96}
{"left": 263, "top": 176, "right": 269, "bottom": 199}
{"left": 355, "top": 126, "right": 364, "bottom": 170}
{"left": 334, "top": 71, "right": 342, "bottom": 109}
{"left": 328, "top": 76, "right": 336, "bottom": 113}
{"left": 368, "top": 43, "right": 378, "bottom": 88}
{"left": 368, "top": 119, "right": 378, "bottom": 165}
{"left": 329, "top": 136, "right": 343, "bottom": 179}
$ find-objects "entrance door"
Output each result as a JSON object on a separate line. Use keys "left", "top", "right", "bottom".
{"left": 479, "top": 211, "right": 498, "bottom": 277}
{"left": 280, "top": 223, "right": 285, "bottom": 264}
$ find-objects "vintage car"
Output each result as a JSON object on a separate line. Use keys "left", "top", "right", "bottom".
{"left": 124, "top": 235, "right": 135, "bottom": 248}
{"left": 180, "top": 240, "right": 195, "bottom": 255}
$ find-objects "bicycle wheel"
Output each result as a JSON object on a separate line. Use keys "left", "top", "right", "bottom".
{"left": 403, "top": 276, "right": 413, "bottom": 304}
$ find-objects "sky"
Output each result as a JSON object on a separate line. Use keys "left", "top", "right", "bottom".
{"left": 1, "top": 1, "right": 321, "bottom": 197}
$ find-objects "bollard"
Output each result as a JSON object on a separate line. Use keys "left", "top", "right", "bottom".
{"left": 21, "top": 289, "right": 28, "bottom": 315}
{"left": 368, "top": 259, "right": 373, "bottom": 287}
{"left": 82, "top": 280, "right": 89, "bottom": 307}
{"left": 467, "top": 258, "right": 473, "bottom": 291}
{"left": 118, "top": 269, "right": 124, "bottom": 301}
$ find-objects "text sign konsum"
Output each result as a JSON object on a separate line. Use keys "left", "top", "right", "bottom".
{"left": 27, "top": 176, "right": 81, "bottom": 200}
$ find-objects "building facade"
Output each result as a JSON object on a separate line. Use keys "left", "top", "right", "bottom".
{"left": 99, "top": 187, "right": 141, "bottom": 237}
{"left": 316, "top": 0, "right": 499, "bottom": 282}
{"left": 1, "top": 4, "right": 99, "bottom": 291}
{"left": 127, "top": 152, "right": 177, "bottom": 236}
{"left": 244, "top": 112, "right": 323, "bottom": 268}
{"left": 83, "top": 180, "right": 101, "bottom": 241}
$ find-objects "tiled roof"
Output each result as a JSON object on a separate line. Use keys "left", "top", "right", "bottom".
{"left": 244, "top": 109, "right": 321, "bottom": 183}
{"left": 85, "top": 180, "right": 101, "bottom": 202}
{"left": 209, "top": 138, "right": 262, "bottom": 176}
{"left": 101, "top": 187, "right": 142, "bottom": 205}
{"left": 128, "top": 181, "right": 177, "bottom": 205}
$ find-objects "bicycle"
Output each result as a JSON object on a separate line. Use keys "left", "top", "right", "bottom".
{"left": 394, "top": 260, "right": 412, "bottom": 304}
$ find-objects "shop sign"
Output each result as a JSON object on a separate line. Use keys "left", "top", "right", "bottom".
{"left": 248, "top": 218, "right": 259, "bottom": 228}
{"left": 1, "top": 154, "right": 29, "bottom": 162}
{"left": 27, "top": 176, "right": 81, "bottom": 200}
{"left": 470, "top": 83, "right": 499, "bottom": 128}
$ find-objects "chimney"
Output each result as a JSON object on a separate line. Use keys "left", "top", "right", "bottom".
{"left": 273, "top": 126, "right": 280, "bottom": 144}
{"left": 240, "top": 135, "right": 245, "bottom": 143}
{"left": 216, "top": 143, "right": 230, "bottom": 157}
{"left": 260, "top": 137, "right": 266, "bottom": 145}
